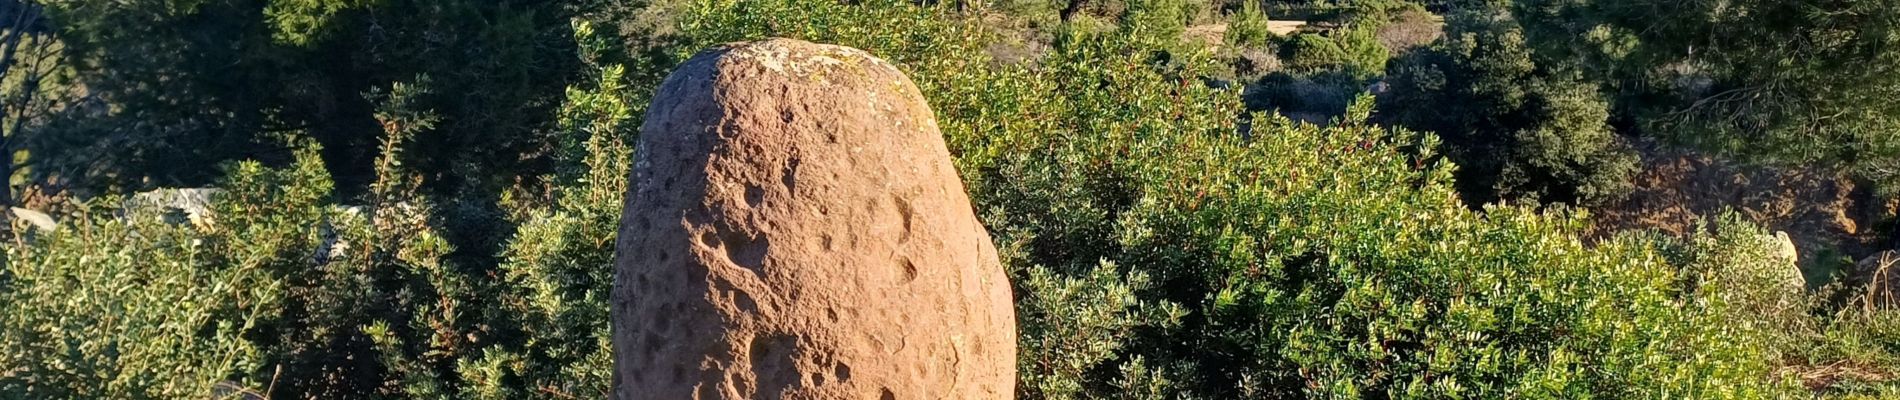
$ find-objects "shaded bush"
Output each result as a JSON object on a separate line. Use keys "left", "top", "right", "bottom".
{"left": 32, "top": 0, "right": 581, "bottom": 199}
{"left": 1280, "top": 26, "right": 1388, "bottom": 77}
{"left": 1374, "top": 8, "right": 1441, "bottom": 51}
{"left": 1512, "top": 0, "right": 1900, "bottom": 193}
{"left": 1379, "top": 10, "right": 1637, "bottom": 206}
{"left": 1245, "top": 69, "right": 1367, "bottom": 122}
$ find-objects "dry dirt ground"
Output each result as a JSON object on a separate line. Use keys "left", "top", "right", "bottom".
{"left": 1589, "top": 139, "right": 1896, "bottom": 285}
{"left": 1181, "top": 21, "right": 1310, "bottom": 47}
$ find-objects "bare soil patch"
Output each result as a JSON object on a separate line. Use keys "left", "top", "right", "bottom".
{"left": 1589, "top": 140, "right": 1895, "bottom": 284}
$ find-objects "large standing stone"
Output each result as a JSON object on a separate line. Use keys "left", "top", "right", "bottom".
{"left": 612, "top": 39, "right": 1017, "bottom": 399}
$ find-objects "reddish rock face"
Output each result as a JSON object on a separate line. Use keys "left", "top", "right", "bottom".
{"left": 612, "top": 38, "right": 1017, "bottom": 399}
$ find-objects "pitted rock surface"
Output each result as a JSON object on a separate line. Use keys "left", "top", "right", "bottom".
{"left": 612, "top": 38, "right": 1016, "bottom": 399}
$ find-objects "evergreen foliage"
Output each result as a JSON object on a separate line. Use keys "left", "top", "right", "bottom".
{"left": 1280, "top": 26, "right": 1388, "bottom": 77}
{"left": 1223, "top": 1, "right": 1274, "bottom": 49}
{"left": 1380, "top": 4, "right": 1638, "bottom": 205}
{"left": 1511, "top": 0, "right": 1900, "bottom": 190}
{"left": 1, "top": 0, "right": 1897, "bottom": 399}
{"left": 31, "top": 0, "right": 579, "bottom": 196}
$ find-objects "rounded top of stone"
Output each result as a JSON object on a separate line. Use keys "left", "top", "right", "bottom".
{"left": 702, "top": 38, "right": 901, "bottom": 84}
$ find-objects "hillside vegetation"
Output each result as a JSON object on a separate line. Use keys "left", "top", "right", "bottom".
{"left": 2, "top": 0, "right": 1899, "bottom": 398}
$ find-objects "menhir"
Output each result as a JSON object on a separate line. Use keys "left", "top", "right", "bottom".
{"left": 612, "top": 38, "right": 1017, "bottom": 399}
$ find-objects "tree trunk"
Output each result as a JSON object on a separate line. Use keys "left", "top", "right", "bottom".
{"left": 0, "top": 1, "right": 42, "bottom": 208}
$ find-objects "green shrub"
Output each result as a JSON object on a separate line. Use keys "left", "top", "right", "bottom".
{"left": 944, "top": 30, "right": 1786, "bottom": 392}
{"left": 1311, "top": 0, "right": 1426, "bottom": 24}
{"left": 455, "top": 20, "right": 646, "bottom": 398}
{"left": 1512, "top": 0, "right": 1900, "bottom": 193}
{"left": 1015, "top": 262, "right": 1184, "bottom": 400}
{"left": 1380, "top": 10, "right": 1637, "bottom": 206}
{"left": 872, "top": 8, "right": 1795, "bottom": 395}
{"left": 0, "top": 23, "right": 644, "bottom": 396}
{"left": 1281, "top": 27, "right": 1389, "bottom": 77}
{"left": 1660, "top": 213, "right": 1900, "bottom": 397}
{"left": 1224, "top": 1, "right": 1275, "bottom": 48}
{"left": 0, "top": 192, "right": 289, "bottom": 398}
{"left": 1119, "top": 0, "right": 1194, "bottom": 45}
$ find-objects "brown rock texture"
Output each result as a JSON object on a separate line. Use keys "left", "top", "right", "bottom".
{"left": 1589, "top": 139, "right": 1895, "bottom": 281}
{"left": 612, "top": 38, "right": 1017, "bottom": 399}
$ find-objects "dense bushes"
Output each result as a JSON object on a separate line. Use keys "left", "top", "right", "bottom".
{"left": 2, "top": 0, "right": 1898, "bottom": 398}
{"left": 1279, "top": 27, "right": 1388, "bottom": 77}
{"left": 938, "top": 31, "right": 1786, "bottom": 395}
{"left": 2, "top": 18, "right": 643, "bottom": 397}
{"left": 0, "top": 197, "right": 285, "bottom": 398}
{"left": 27, "top": 0, "right": 580, "bottom": 199}
{"left": 1379, "top": 7, "right": 1638, "bottom": 206}
{"left": 1507, "top": 0, "right": 1900, "bottom": 191}
{"left": 1244, "top": 70, "right": 1364, "bottom": 121}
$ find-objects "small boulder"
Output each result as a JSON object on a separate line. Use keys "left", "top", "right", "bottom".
{"left": 1767, "top": 231, "right": 1804, "bottom": 289}
{"left": 1769, "top": 231, "right": 1799, "bottom": 262}
{"left": 125, "top": 188, "right": 220, "bottom": 226}
{"left": 612, "top": 39, "right": 1017, "bottom": 399}
{"left": 8, "top": 207, "right": 56, "bottom": 232}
